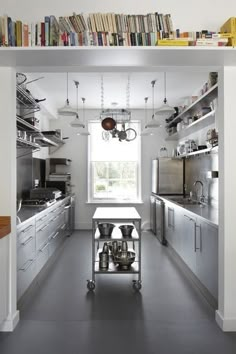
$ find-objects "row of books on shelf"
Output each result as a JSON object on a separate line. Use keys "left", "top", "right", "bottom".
{"left": 0, "top": 12, "right": 174, "bottom": 47}
{"left": 0, "top": 13, "right": 236, "bottom": 47}
{"left": 158, "top": 31, "right": 232, "bottom": 46}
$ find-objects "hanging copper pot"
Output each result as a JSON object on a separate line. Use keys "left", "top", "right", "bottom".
{"left": 102, "top": 117, "right": 116, "bottom": 131}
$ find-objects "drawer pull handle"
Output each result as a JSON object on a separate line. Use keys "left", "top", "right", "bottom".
{"left": 38, "top": 215, "right": 47, "bottom": 222}
{"left": 53, "top": 215, "right": 60, "bottom": 221}
{"left": 184, "top": 215, "right": 194, "bottom": 222}
{"left": 21, "top": 236, "right": 33, "bottom": 246}
{"left": 40, "top": 243, "right": 49, "bottom": 252}
{"left": 39, "top": 224, "right": 48, "bottom": 232}
{"left": 19, "top": 259, "right": 34, "bottom": 272}
{"left": 64, "top": 205, "right": 71, "bottom": 209}
{"left": 61, "top": 223, "right": 66, "bottom": 230}
{"left": 52, "top": 231, "right": 59, "bottom": 239}
{"left": 22, "top": 224, "right": 33, "bottom": 233}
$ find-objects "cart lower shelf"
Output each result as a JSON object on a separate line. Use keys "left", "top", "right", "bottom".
{"left": 94, "top": 261, "right": 139, "bottom": 274}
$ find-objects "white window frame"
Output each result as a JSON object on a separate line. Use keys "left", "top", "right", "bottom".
{"left": 87, "top": 120, "right": 142, "bottom": 204}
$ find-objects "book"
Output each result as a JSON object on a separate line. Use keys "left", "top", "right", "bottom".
{"left": 40, "top": 22, "right": 45, "bottom": 46}
{"left": 16, "top": 20, "right": 22, "bottom": 46}
{"left": 49, "top": 15, "right": 59, "bottom": 46}
{"left": 157, "top": 39, "right": 189, "bottom": 46}
{"left": 220, "top": 17, "right": 236, "bottom": 34}
{"left": 3, "top": 15, "right": 8, "bottom": 46}
{"left": 30, "top": 22, "right": 35, "bottom": 46}
{"left": 44, "top": 16, "right": 50, "bottom": 46}
{"left": 8, "top": 17, "right": 13, "bottom": 46}
{"left": 23, "top": 23, "right": 29, "bottom": 46}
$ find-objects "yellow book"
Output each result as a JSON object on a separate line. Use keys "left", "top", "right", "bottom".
{"left": 228, "top": 36, "right": 236, "bottom": 46}
{"left": 157, "top": 39, "right": 189, "bottom": 46}
{"left": 220, "top": 17, "right": 236, "bottom": 34}
{"left": 218, "top": 33, "right": 233, "bottom": 38}
{"left": 16, "top": 20, "right": 22, "bottom": 47}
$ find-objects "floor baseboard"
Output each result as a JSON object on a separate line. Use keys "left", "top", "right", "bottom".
{"left": 0, "top": 310, "right": 19, "bottom": 332}
{"left": 216, "top": 310, "right": 236, "bottom": 331}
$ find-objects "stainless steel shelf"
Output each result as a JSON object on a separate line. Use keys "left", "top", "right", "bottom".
{"left": 177, "top": 146, "right": 218, "bottom": 158}
{"left": 167, "top": 84, "right": 218, "bottom": 128}
{"left": 35, "top": 135, "right": 59, "bottom": 147}
{"left": 95, "top": 223, "right": 139, "bottom": 240}
{"left": 17, "top": 137, "right": 40, "bottom": 149}
{"left": 166, "top": 110, "right": 215, "bottom": 141}
{"left": 94, "top": 261, "right": 139, "bottom": 274}
{"left": 16, "top": 116, "right": 40, "bottom": 132}
{"left": 16, "top": 84, "right": 41, "bottom": 116}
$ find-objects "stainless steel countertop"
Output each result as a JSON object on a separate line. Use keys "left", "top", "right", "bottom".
{"left": 17, "top": 206, "right": 45, "bottom": 225}
{"left": 16, "top": 196, "right": 71, "bottom": 226}
{"left": 159, "top": 196, "right": 218, "bottom": 227}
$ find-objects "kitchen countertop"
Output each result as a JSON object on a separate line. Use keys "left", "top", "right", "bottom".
{"left": 17, "top": 195, "right": 71, "bottom": 226}
{"left": 17, "top": 206, "right": 45, "bottom": 225}
{"left": 0, "top": 216, "right": 11, "bottom": 239}
{"left": 159, "top": 196, "right": 218, "bottom": 227}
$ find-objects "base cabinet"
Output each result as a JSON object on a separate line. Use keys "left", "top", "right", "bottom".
{"left": 164, "top": 200, "right": 218, "bottom": 300}
{"left": 17, "top": 259, "right": 36, "bottom": 300}
{"left": 181, "top": 212, "right": 197, "bottom": 274}
{"left": 17, "top": 197, "right": 70, "bottom": 301}
{"left": 195, "top": 221, "right": 218, "bottom": 299}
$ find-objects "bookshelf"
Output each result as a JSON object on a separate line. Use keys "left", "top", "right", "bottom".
{"left": 0, "top": 46, "right": 236, "bottom": 69}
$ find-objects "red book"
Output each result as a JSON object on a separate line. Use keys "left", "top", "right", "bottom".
{"left": 41, "top": 22, "right": 45, "bottom": 46}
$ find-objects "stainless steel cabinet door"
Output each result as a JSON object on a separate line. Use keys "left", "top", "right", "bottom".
{"left": 150, "top": 196, "right": 156, "bottom": 234}
{"left": 182, "top": 213, "right": 197, "bottom": 273}
{"left": 196, "top": 220, "right": 218, "bottom": 299}
{"left": 17, "top": 219, "right": 36, "bottom": 269}
{"left": 17, "top": 259, "right": 36, "bottom": 300}
{"left": 166, "top": 204, "right": 175, "bottom": 246}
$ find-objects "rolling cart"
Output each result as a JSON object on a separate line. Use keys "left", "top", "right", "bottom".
{"left": 87, "top": 207, "right": 142, "bottom": 291}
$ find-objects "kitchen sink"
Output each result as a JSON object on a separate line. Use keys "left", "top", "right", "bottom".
{"left": 169, "top": 197, "right": 204, "bottom": 206}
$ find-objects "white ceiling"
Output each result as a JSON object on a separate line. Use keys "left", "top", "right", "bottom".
{"left": 26, "top": 71, "right": 209, "bottom": 111}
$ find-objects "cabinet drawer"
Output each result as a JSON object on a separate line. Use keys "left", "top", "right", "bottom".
{"left": 17, "top": 220, "right": 35, "bottom": 245}
{"left": 36, "top": 222, "right": 51, "bottom": 251}
{"left": 36, "top": 242, "right": 49, "bottom": 274}
{"left": 36, "top": 210, "right": 51, "bottom": 229}
{"left": 17, "top": 233, "right": 36, "bottom": 269}
{"left": 17, "top": 258, "right": 36, "bottom": 300}
{"left": 49, "top": 230, "right": 61, "bottom": 257}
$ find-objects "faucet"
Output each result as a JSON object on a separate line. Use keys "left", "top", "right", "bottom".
{"left": 193, "top": 180, "right": 205, "bottom": 203}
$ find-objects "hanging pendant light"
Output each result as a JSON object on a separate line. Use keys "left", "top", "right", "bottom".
{"left": 155, "top": 72, "right": 175, "bottom": 119}
{"left": 58, "top": 73, "right": 77, "bottom": 116}
{"left": 70, "top": 81, "right": 85, "bottom": 128}
{"left": 141, "top": 81, "right": 161, "bottom": 136}
{"left": 77, "top": 98, "right": 90, "bottom": 136}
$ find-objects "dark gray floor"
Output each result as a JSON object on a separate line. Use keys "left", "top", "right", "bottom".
{"left": 1, "top": 231, "right": 236, "bottom": 354}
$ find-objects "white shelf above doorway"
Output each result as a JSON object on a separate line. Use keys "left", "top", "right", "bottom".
{"left": 1, "top": 47, "right": 236, "bottom": 70}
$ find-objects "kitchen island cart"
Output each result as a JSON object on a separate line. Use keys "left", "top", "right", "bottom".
{"left": 87, "top": 207, "right": 142, "bottom": 291}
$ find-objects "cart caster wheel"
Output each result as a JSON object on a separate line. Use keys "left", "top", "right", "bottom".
{"left": 133, "top": 280, "right": 142, "bottom": 291}
{"left": 87, "top": 280, "right": 95, "bottom": 291}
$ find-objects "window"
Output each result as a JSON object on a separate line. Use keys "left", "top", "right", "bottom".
{"left": 88, "top": 121, "right": 141, "bottom": 202}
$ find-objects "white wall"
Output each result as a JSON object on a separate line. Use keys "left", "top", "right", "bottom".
{"left": 1, "top": 0, "right": 236, "bottom": 32}
{"left": 49, "top": 110, "right": 175, "bottom": 229}
{"left": 0, "top": 68, "right": 19, "bottom": 331}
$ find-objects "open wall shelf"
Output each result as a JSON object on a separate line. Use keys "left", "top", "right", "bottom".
{"left": 166, "top": 110, "right": 215, "bottom": 141}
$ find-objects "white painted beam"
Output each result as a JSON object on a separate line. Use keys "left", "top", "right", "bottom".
{"left": 216, "top": 67, "right": 236, "bottom": 331}
{"left": 0, "top": 67, "right": 19, "bottom": 331}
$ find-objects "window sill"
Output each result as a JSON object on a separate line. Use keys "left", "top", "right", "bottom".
{"left": 86, "top": 200, "right": 144, "bottom": 205}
